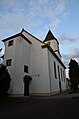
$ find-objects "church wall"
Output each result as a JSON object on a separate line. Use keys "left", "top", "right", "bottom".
{"left": 3, "top": 29, "right": 66, "bottom": 96}
{"left": 3, "top": 36, "right": 31, "bottom": 95}
{"left": 48, "top": 50, "right": 66, "bottom": 94}
{"left": 22, "top": 31, "right": 51, "bottom": 94}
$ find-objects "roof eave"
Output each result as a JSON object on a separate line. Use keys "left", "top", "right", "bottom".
{"left": 2, "top": 33, "right": 21, "bottom": 42}
{"left": 21, "top": 28, "right": 45, "bottom": 44}
{"left": 2, "top": 32, "right": 32, "bottom": 44}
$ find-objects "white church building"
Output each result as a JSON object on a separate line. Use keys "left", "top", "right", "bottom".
{"left": 2, "top": 29, "right": 66, "bottom": 96}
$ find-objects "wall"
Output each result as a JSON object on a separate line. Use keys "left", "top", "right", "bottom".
{"left": 22, "top": 31, "right": 51, "bottom": 94}
{"left": 3, "top": 31, "right": 51, "bottom": 95}
{"left": 3, "top": 37, "right": 18, "bottom": 94}
{"left": 12, "top": 36, "right": 31, "bottom": 94}
{"left": 48, "top": 50, "right": 66, "bottom": 94}
{"left": 45, "top": 39, "right": 61, "bottom": 59}
{"left": 3, "top": 36, "right": 31, "bottom": 95}
{"left": 50, "top": 40, "right": 61, "bottom": 59}
{"left": 3, "top": 30, "right": 66, "bottom": 96}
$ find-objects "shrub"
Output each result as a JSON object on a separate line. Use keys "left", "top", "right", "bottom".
{"left": 0, "top": 64, "right": 11, "bottom": 98}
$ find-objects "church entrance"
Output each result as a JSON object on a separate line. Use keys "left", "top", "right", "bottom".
{"left": 23, "top": 75, "right": 32, "bottom": 96}
{"left": 24, "top": 80, "right": 29, "bottom": 96}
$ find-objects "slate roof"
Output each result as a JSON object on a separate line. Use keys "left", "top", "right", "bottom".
{"left": 44, "top": 30, "right": 59, "bottom": 44}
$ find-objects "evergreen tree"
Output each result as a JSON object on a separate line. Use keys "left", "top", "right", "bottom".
{"left": 69, "top": 59, "right": 79, "bottom": 90}
{"left": 0, "top": 48, "right": 2, "bottom": 64}
{"left": 0, "top": 64, "right": 11, "bottom": 98}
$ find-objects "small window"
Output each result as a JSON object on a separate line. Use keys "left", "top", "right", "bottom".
{"left": 54, "top": 61, "right": 57, "bottom": 79}
{"left": 6, "top": 59, "right": 12, "bottom": 66}
{"left": 58, "top": 65, "right": 60, "bottom": 80}
{"left": 24, "top": 65, "right": 28, "bottom": 73}
{"left": 63, "top": 70, "right": 65, "bottom": 82}
{"left": 8, "top": 40, "right": 14, "bottom": 47}
{"left": 57, "top": 44, "right": 59, "bottom": 51}
{"left": 60, "top": 69, "right": 63, "bottom": 81}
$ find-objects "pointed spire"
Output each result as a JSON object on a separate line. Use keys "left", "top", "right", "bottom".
{"left": 44, "top": 30, "right": 57, "bottom": 42}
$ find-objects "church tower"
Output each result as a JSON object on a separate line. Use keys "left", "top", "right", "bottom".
{"left": 43, "top": 30, "right": 61, "bottom": 59}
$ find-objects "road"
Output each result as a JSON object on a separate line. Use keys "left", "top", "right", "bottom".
{"left": 0, "top": 93, "right": 79, "bottom": 119}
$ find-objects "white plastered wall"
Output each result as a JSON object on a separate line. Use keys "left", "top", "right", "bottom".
{"left": 3, "top": 36, "right": 31, "bottom": 95}
{"left": 48, "top": 50, "right": 66, "bottom": 94}
{"left": 3, "top": 32, "right": 51, "bottom": 95}
{"left": 22, "top": 31, "right": 51, "bottom": 94}
{"left": 3, "top": 30, "right": 66, "bottom": 96}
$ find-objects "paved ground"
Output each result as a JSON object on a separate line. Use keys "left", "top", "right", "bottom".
{"left": 0, "top": 92, "right": 79, "bottom": 119}
{"left": 48, "top": 91, "right": 79, "bottom": 98}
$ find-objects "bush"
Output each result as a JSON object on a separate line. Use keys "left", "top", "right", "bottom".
{"left": 0, "top": 64, "right": 11, "bottom": 98}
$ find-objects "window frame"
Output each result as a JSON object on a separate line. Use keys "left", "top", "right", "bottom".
{"left": 54, "top": 61, "right": 57, "bottom": 79}
{"left": 24, "top": 65, "right": 28, "bottom": 73}
{"left": 60, "top": 68, "right": 63, "bottom": 81}
{"left": 8, "top": 40, "right": 14, "bottom": 47}
{"left": 63, "top": 70, "right": 65, "bottom": 82}
{"left": 57, "top": 65, "right": 60, "bottom": 80}
{"left": 6, "top": 59, "right": 12, "bottom": 66}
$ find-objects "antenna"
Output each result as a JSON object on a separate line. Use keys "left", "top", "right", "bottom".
{"left": 49, "top": 26, "right": 50, "bottom": 30}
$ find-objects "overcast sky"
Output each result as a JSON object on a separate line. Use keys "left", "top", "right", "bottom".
{"left": 0, "top": 0, "right": 79, "bottom": 77}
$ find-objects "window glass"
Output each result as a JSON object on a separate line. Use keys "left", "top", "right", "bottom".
{"left": 58, "top": 65, "right": 60, "bottom": 80}
{"left": 24, "top": 65, "right": 28, "bottom": 73}
{"left": 6, "top": 59, "right": 12, "bottom": 66}
{"left": 61, "top": 69, "right": 63, "bottom": 81}
{"left": 54, "top": 61, "right": 57, "bottom": 79}
{"left": 63, "top": 70, "right": 65, "bottom": 82}
{"left": 8, "top": 40, "right": 14, "bottom": 47}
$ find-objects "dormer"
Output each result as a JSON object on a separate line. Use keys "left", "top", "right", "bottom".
{"left": 43, "top": 30, "right": 61, "bottom": 59}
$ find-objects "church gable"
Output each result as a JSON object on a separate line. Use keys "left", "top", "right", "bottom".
{"left": 21, "top": 29, "right": 45, "bottom": 45}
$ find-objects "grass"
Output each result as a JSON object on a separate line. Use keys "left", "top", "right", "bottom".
{"left": 0, "top": 97, "right": 24, "bottom": 106}
{"left": 72, "top": 96, "right": 79, "bottom": 99}
{"left": 69, "top": 88, "right": 79, "bottom": 94}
